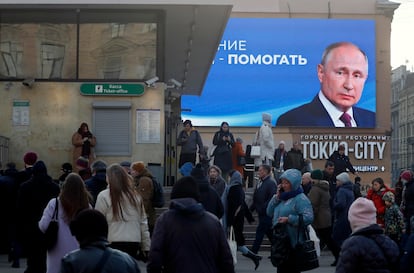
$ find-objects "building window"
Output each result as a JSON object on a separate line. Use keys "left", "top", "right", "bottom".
{"left": 93, "top": 101, "right": 131, "bottom": 156}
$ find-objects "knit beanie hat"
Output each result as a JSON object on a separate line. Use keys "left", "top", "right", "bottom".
{"left": 262, "top": 112, "right": 272, "bottom": 123}
{"left": 171, "top": 176, "right": 200, "bottom": 201}
{"left": 180, "top": 162, "right": 194, "bottom": 176}
{"left": 23, "top": 151, "right": 38, "bottom": 166}
{"left": 131, "top": 161, "right": 145, "bottom": 173}
{"left": 76, "top": 156, "right": 89, "bottom": 169}
{"left": 336, "top": 172, "right": 351, "bottom": 183}
{"left": 348, "top": 197, "right": 377, "bottom": 232}
{"left": 311, "top": 169, "right": 324, "bottom": 180}
{"left": 400, "top": 170, "right": 412, "bottom": 182}
{"left": 382, "top": 191, "right": 395, "bottom": 204}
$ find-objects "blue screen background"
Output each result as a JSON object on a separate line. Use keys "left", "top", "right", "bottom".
{"left": 182, "top": 18, "right": 376, "bottom": 127}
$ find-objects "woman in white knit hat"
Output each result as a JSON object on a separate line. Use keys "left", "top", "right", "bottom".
{"left": 335, "top": 197, "right": 400, "bottom": 273}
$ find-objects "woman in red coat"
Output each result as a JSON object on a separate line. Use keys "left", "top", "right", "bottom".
{"left": 366, "top": 177, "right": 395, "bottom": 228}
{"left": 231, "top": 137, "right": 245, "bottom": 178}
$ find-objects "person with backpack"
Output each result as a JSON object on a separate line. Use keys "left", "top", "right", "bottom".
{"left": 131, "top": 161, "right": 164, "bottom": 235}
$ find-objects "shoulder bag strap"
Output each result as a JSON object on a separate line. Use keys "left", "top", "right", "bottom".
{"left": 92, "top": 248, "right": 112, "bottom": 273}
{"left": 296, "top": 214, "right": 310, "bottom": 242}
{"left": 53, "top": 198, "right": 59, "bottom": 220}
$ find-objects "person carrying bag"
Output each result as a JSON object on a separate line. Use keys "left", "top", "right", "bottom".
{"left": 266, "top": 169, "right": 315, "bottom": 273}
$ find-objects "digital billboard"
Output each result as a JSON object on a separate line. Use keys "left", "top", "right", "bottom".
{"left": 181, "top": 18, "right": 376, "bottom": 127}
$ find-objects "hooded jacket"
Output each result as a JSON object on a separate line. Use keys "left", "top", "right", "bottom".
{"left": 147, "top": 198, "right": 235, "bottom": 273}
{"left": 308, "top": 179, "right": 332, "bottom": 229}
{"left": 266, "top": 171, "right": 314, "bottom": 248}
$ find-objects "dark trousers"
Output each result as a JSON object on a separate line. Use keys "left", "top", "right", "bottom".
{"left": 109, "top": 241, "right": 140, "bottom": 259}
{"left": 179, "top": 153, "right": 196, "bottom": 168}
{"left": 315, "top": 226, "right": 340, "bottom": 259}
{"left": 251, "top": 215, "right": 273, "bottom": 253}
{"left": 23, "top": 235, "right": 46, "bottom": 273}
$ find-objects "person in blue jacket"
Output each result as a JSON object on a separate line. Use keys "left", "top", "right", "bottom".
{"left": 267, "top": 169, "right": 314, "bottom": 273}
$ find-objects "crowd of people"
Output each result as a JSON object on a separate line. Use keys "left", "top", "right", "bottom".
{"left": 1, "top": 119, "right": 414, "bottom": 273}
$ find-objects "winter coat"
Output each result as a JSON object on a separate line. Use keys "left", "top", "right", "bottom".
{"left": 212, "top": 130, "right": 235, "bottom": 173}
{"left": 367, "top": 186, "right": 395, "bottom": 227}
{"left": 222, "top": 171, "right": 247, "bottom": 246}
{"left": 266, "top": 174, "right": 314, "bottom": 248}
{"left": 328, "top": 151, "right": 355, "bottom": 177}
{"left": 133, "top": 170, "right": 156, "bottom": 232}
{"left": 251, "top": 175, "right": 277, "bottom": 217}
{"left": 231, "top": 141, "right": 245, "bottom": 176}
{"left": 308, "top": 179, "right": 332, "bottom": 229}
{"left": 71, "top": 131, "right": 96, "bottom": 167}
{"left": 384, "top": 203, "right": 405, "bottom": 241}
{"left": 332, "top": 181, "right": 354, "bottom": 247}
{"left": 95, "top": 189, "right": 151, "bottom": 251}
{"left": 17, "top": 173, "right": 60, "bottom": 243}
{"left": 336, "top": 224, "right": 400, "bottom": 273}
{"left": 38, "top": 198, "right": 79, "bottom": 273}
{"left": 209, "top": 175, "right": 226, "bottom": 198}
{"left": 85, "top": 172, "right": 107, "bottom": 207}
{"left": 61, "top": 240, "right": 141, "bottom": 273}
{"left": 284, "top": 149, "right": 305, "bottom": 172}
{"left": 196, "top": 176, "right": 224, "bottom": 219}
{"left": 255, "top": 121, "right": 275, "bottom": 162}
{"left": 177, "top": 129, "right": 203, "bottom": 154}
{"left": 273, "top": 148, "right": 287, "bottom": 171}
{"left": 147, "top": 198, "right": 235, "bottom": 273}
{"left": 402, "top": 179, "right": 414, "bottom": 222}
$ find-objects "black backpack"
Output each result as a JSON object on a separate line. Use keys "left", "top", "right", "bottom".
{"left": 151, "top": 177, "right": 165, "bottom": 208}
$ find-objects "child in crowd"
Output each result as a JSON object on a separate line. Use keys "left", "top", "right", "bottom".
{"left": 383, "top": 191, "right": 405, "bottom": 247}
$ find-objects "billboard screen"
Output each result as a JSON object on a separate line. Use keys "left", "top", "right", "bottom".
{"left": 181, "top": 18, "right": 376, "bottom": 127}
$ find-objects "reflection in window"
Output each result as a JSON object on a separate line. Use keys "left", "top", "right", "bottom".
{"left": 79, "top": 23, "right": 156, "bottom": 80}
{"left": 0, "top": 41, "right": 23, "bottom": 78}
{"left": 111, "top": 23, "right": 126, "bottom": 38}
{"left": 41, "top": 44, "right": 65, "bottom": 79}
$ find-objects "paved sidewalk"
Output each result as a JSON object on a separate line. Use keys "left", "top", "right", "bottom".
{"left": 0, "top": 250, "right": 336, "bottom": 273}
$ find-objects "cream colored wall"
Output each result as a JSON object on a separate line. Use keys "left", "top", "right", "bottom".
{"left": 0, "top": 82, "right": 165, "bottom": 178}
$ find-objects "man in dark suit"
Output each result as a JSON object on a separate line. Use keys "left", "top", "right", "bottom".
{"left": 276, "top": 41, "right": 375, "bottom": 128}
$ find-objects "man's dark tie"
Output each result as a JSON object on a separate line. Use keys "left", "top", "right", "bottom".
{"left": 340, "top": 112, "right": 352, "bottom": 127}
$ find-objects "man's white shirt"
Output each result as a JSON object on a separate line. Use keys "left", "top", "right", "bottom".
{"left": 318, "top": 91, "right": 357, "bottom": 127}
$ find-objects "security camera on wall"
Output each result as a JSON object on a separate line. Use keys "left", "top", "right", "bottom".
{"left": 144, "top": 76, "right": 159, "bottom": 87}
{"left": 169, "top": 78, "right": 182, "bottom": 88}
{"left": 22, "top": 78, "right": 35, "bottom": 88}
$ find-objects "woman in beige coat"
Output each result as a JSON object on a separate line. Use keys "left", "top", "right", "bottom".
{"left": 71, "top": 122, "right": 96, "bottom": 167}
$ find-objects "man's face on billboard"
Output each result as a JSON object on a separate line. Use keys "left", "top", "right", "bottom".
{"left": 318, "top": 44, "right": 368, "bottom": 112}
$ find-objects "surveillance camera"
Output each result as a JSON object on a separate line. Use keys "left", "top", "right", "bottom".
{"left": 169, "top": 78, "right": 182, "bottom": 88}
{"left": 22, "top": 78, "right": 35, "bottom": 88}
{"left": 145, "top": 76, "right": 159, "bottom": 87}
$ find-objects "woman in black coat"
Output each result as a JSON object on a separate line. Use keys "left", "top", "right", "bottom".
{"left": 222, "top": 170, "right": 261, "bottom": 270}
{"left": 212, "top": 121, "right": 235, "bottom": 179}
{"left": 336, "top": 197, "right": 399, "bottom": 273}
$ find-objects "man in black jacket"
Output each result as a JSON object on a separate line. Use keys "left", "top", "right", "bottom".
{"left": 250, "top": 164, "right": 277, "bottom": 254}
{"left": 17, "top": 160, "right": 60, "bottom": 273}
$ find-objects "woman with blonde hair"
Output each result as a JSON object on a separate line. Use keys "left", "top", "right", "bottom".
{"left": 95, "top": 163, "right": 150, "bottom": 259}
{"left": 39, "top": 173, "right": 91, "bottom": 273}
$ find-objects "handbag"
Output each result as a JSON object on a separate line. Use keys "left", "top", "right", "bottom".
{"left": 294, "top": 215, "right": 319, "bottom": 271}
{"left": 44, "top": 198, "right": 59, "bottom": 250}
{"left": 227, "top": 226, "right": 237, "bottom": 264}
{"left": 270, "top": 223, "right": 291, "bottom": 267}
{"left": 250, "top": 146, "right": 261, "bottom": 157}
{"left": 237, "top": 155, "right": 246, "bottom": 166}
